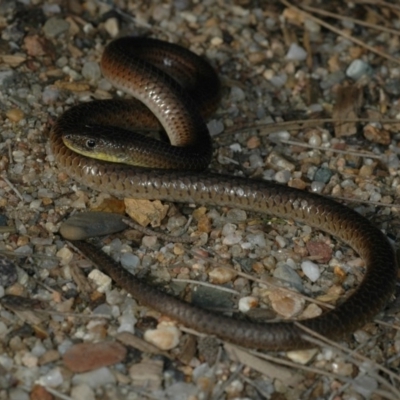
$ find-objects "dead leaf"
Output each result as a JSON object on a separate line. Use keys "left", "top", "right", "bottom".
{"left": 333, "top": 84, "right": 363, "bottom": 137}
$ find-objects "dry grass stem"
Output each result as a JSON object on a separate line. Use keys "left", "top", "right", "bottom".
{"left": 354, "top": 0, "right": 400, "bottom": 12}
{"left": 300, "top": 4, "right": 400, "bottom": 36}
{"left": 280, "top": 0, "right": 400, "bottom": 65}
{"left": 280, "top": 139, "right": 383, "bottom": 160}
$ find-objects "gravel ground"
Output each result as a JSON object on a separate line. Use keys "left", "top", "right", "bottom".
{"left": 1, "top": 0, "right": 400, "bottom": 399}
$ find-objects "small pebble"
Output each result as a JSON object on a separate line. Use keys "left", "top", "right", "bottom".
{"left": 197, "top": 215, "right": 212, "bottom": 233}
{"left": 247, "top": 136, "right": 260, "bottom": 149}
{"left": 363, "top": 124, "right": 391, "bottom": 145}
{"left": 359, "top": 164, "right": 374, "bottom": 177}
{"left": 70, "top": 384, "right": 95, "bottom": 400}
{"left": 304, "top": 19, "right": 320, "bottom": 33}
{"left": 223, "top": 232, "right": 242, "bottom": 245}
{"left": 308, "top": 134, "right": 321, "bottom": 147}
{"left": 351, "top": 374, "right": 378, "bottom": 397}
{"left": 37, "top": 367, "right": 64, "bottom": 388}
{"left": 208, "top": 267, "right": 237, "bottom": 284}
{"left": 21, "top": 352, "right": 38, "bottom": 368}
{"left": 268, "top": 72, "right": 288, "bottom": 88}
{"left": 301, "top": 260, "right": 321, "bottom": 282}
{"left": 88, "top": 269, "right": 112, "bottom": 293}
{"left": 331, "top": 361, "right": 354, "bottom": 376}
{"left": 266, "top": 152, "right": 295, "bottom": 171}
{"left": 222, "top": 223, "right": 236, "bottom": 237}
{"left": 225, "top": 379, "right": 244, "bottom": 397}
{"left": 125, "top": 199, "right": 168, "bottom": 227}
{"left": 120, "top": 253, "right": 140, "bottom": 269}
{"left": 286, "top": 349, "right": 318, "bottom": 364}
{"left": 320, "top": 71, "right": 345, "bottom": 89}
{"left": 248, "top": 51, "right": 266, "bottom": 64}
{"left": 117, "top": 298, "right": 137, "bottom": 333}
{"left": 313, "top": 167, "right": 333, "bottom": 183}
{"left": 129, "top": 359, "right": 163, "bottom": 390}
{"left": 346, "top": 59, "right": 372, "bottom": 80}
{"left": 269, "top": 131, "right": 290, "bottom": 143}
{"left": 71, "top": 367, "right": 116, "bottom": 388}
{"left": 82, "top": 61, "right": 101, "bottom": 82}
{"left": 6, "top": 108, "right": 24, "bottom": 122}
{"left": 141, "top": 235, "right": 159, "bottom": 249}
{"left": 384, "top": 78, "right": 400, "bottom": 95}
{"left": 300, "top": 303, "right": 322, "bottom": 319}
{"left": 24, "top": 35, "right": 46, "bottom": 57}
{"left": 226, "top": 209, "right": 247, "bottom": 223}
{"left": 249, "top": 153, "right": 263, "bottom": 168}
{"left": 273, "top": 264, "right": 303, "bottom": 292}
{"left": 42, "top": 3, "right": 61, "bottom": 13}
{"left": 275, "top": 235, "right": 287, "bottom": 248}
{"left": 246, "top": 232, "right": 266, "bottom": 248}
{"left": 308, "top": 103, "right": 324, "bottom": 113}
{"left": 39, "top": 350, "right": 60, "bottom": 366}
{"left": 57, "top": 339, "right": 73, "bottom": 355}
{"left": 43, "top": 17, "right": 70, "bottom": 37}
{"left": 263, "top": 170, "right": 275, "bottom": 182}
{"left": 30, "top": 385, "right": 53, "bottom": 400}
{"left": 238, "top": 296, "right": 259, "bottom": 312}
{"left": 144, "top": 325, "right": 181, "bottom": 350}
{"left": 268, "top": 289, "right": 305, "bottom": 318}
{"left": 192, "top": 363, "right": 213, "bottom": 384}
{"left": 306, "top": 241, "right": 332, "bottom": 263}
{"left": 230, "top": 86, "right": 246, "bottom": 102}
{"left": 207, "top": 119, "right": 224, "bottom": 136}
{"left": 353, "top": 329, "right": 371, "bottom": 344}
{"left": 56, "top": 247, "right": 73, "bottom": 266}
{"left": 274, "top": 170, "right": 291, "bottom": 184}
{"left": 285, "top": 43, "right": 307, "bottom": 61}
{"left": 153, "top": 4, "right": 171, "bottom": 21}
{"left": 12, "top": 150, "right": 25, "bottom": 163}
{"left": 229, "top": 143, "right": 242, "bottom": 152}
{"left": 211, "top": 36, "right": 223, "bottom": 46}
{"left": 173, "top": 0, "right": 191, "bottom": 11}
{"left": 104, "top": 18, "right": 119, "bottom": 37}
{"left": 8, "top": 388, "right": 30, "bottom": 400}
{"left": 166, "top": 215, "right": 187, "bottom": 231}
{"left": 310, "top": 181, "right": 324, "bottom": 193}
{"left": 289, "top": 178, "right": 307, "bottom": 190}
{"left": 165, "top": 382, "right": 197, "bottom": 400}
{"left": 0, "top": 70, "right": 15, "bottom": 86}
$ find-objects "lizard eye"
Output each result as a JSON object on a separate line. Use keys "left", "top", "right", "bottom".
{"left": 86, "top": 139, "right": 96, "bottom": 149}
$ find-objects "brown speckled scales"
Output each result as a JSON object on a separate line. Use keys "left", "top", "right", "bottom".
{"left": 51, "top": 37, "right": 397, "bottom": 351}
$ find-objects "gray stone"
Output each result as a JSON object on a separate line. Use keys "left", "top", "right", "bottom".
{"left": 273, "top": 264, "right": 303, "bottom": 292}
{"left": 43, "top": 17, "right": 70, "bottom": 38}
{"left": 59, "top": 212, "right": 127, "bottom": 240}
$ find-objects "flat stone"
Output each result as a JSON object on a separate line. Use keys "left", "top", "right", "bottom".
{"left": 59, "top": 212, "right": 127, "bottom": 240}
{"left": 129, "top": 359, "right": 163, "bottom": 390}
{"left": 43, "top": 17, "right": 70, "bottom": 38}
{"left": 71, "top": 367, "right": 116, "bottom": 388}
{"left": 63, "top": 342, "right": 127, "bottom": 373}
{"left": 273, "top": 264, "right": 303, "bottom": 292}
